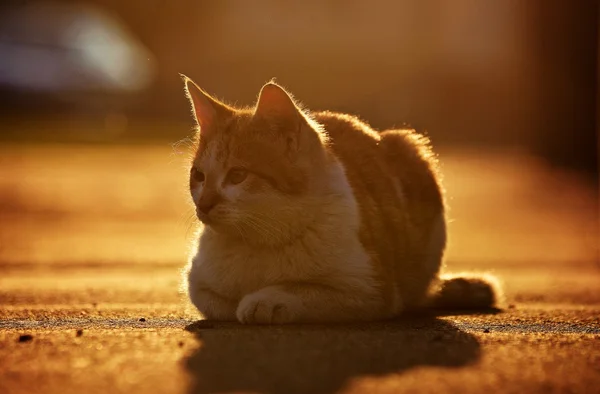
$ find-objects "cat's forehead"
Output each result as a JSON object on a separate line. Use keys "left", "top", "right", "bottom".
{"left": 193, "top": 113, "right": 273, "bottom": 168}
{"left": 194, "top": 135, "right": 229, "bottom": 171}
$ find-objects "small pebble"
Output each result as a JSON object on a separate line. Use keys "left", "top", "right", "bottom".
{"left": 139, "top": 317, "right": 146, "bottom": 322}
{"left": 483, "top": 328, "right": 490, "bottom": 333}
{"left": 178, "top": 341, "right": 185, "bottom": 347}
{"left": 76, "top": 329, "right": 84, "bottom": 337}
{"left": 18, "top": 334, "right": 33, "bottom": 342}
{"left": 508, "top": 304, "right": 516, "bottom": 309}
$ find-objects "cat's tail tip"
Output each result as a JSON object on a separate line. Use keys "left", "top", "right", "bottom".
{"left": 427, "top": 272, "right": 504, "bottom": 310}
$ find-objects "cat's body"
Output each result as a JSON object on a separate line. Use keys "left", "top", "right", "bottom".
{"left": 183, "top": 77, "right": 500, "bottom": 323}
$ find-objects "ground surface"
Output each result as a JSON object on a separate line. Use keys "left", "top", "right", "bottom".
{"left": 0, "top": 143, "right": 598, "bottom": 394}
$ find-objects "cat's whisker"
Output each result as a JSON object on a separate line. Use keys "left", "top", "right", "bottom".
{"left": 248, "top": 212, "right": 287, "bottom": 237}
{"left": 247, "top": 218, "right": 279, "bottom": 239}
{"left": 169, "top": 137, "right": 196, "bottom": 167}
{"left": 245, "top": 210, "right": 288, "bottom": 231}
{"left": 249, "top": 210, "right": 293, "bottom": 231}
{"left": 232, "top": 222, "right": 250, "bottom": 245}
{"left": 241, "top": 217, "right": 272, "bottom": 240}
{"left": 245, "top": 211, "right": 296, "bottom": 242}
{"left": 242, "top": 215, "right": 280, "bottom": 243}
{"left": 183, "top": 210, "right": 199, "bottom": 239}
{"left": 176, "top": 208, "right": 193, "bottom": 227}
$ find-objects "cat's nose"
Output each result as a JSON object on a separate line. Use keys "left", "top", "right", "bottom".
{"left": 195, "top": 189, "right": 220, "bottom": 216}
{"left": 196, "top": 200, "right": 217, "bottom": 215}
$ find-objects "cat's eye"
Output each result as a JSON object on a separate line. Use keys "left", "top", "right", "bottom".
{"left": 227, "top": 168, "right": 248, "bottom": 185}
{"left": 191, "top": 167, "right": 205, "bottom": 183}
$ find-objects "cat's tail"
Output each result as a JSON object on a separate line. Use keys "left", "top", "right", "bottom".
{"left": 426, "top": 273, "right": 504, "bottom": 310}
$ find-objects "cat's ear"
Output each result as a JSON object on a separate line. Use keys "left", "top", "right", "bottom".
{"left": 254, "top": 82, "right": 300, "bottom": 121}
{"left": 181, "top": 74, "right": 231, "bottom": 138}
{"left": 255, "top": 82, "right": 309, "bottom": 157}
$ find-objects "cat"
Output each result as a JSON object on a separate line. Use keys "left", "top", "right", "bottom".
{"left": 182, "top": 75, "right": 501, "bottom": 324}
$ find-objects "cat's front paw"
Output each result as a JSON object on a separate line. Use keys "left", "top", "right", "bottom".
{"left": 236, "top": 287, "right": 303, "bottom": 324}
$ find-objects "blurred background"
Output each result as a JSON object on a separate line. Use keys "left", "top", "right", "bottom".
{"left": 1, "top": 0, "right": 597, "bottom": 170}
{"left": 0, "top": 0, "right": 598, "bottom": 303}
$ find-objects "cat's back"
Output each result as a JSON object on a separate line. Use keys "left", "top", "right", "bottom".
{"left": 313, "top": 109, "right": 444, "bottom": 230}
{"left": 313, "top": 111, "right": 380, "bottom": 155}
{"left": 313, "top": 111, "right": 407, "bottom": 305}
{"left": 313, "top": 110, "right": 446, "bottom": 308}
{"left": 313, "top": 111, "right": 391, "bottom": 192}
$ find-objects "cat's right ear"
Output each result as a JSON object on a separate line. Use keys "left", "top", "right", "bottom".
{"left": 181, "top": 74, "right": 231, "bottom": 138}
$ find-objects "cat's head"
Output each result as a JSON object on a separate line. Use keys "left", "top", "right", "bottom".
{"left": 182, "top": 76, "right": 334, "bottom": 245}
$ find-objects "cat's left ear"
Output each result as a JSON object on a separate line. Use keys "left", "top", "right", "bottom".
{"left": 182, "top": 74, "right": 232, "bottom": 138}
{"left": 255, "top": 82, "right": 304, "bottom": 155}
{"left": 254, "top": 82, "right": 301, "bottom": 123}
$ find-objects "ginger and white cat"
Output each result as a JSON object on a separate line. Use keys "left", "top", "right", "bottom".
{"left": 183, "top": 76, "right": 500, "bottom": 324}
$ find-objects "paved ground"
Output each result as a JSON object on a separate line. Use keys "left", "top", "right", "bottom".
{"left": 0, "top": 143, "right": 598, "bottom": 394}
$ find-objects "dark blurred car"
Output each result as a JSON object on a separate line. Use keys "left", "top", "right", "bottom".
{"left": 0, "top": 1, "right": 155, "bottom": 116}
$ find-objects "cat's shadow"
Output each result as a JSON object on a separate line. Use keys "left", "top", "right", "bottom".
{"left": 183, "top": 311, "right": 489, "bottom": 394}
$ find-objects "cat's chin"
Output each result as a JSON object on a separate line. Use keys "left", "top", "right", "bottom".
{"left": 198, "top": 219, "right": 232, "bottom": 236}
{"left": 198, "top": 217, "right": 220, "bottom": 229}
{"left": 195, "top": 209, "right": 214, "bottom": 225}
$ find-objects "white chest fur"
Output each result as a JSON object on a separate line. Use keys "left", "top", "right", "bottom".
{"left": 188, "top": 203, "right": 377, "bottom": 302}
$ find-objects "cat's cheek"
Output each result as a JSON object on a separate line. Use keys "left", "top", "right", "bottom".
{"left": 190, "top": 183, "right": 203, "bottom": 204}
{"left": 221, "top": 184, "right": 245, "bottom": 203}
{"left": 244, "top": 177, "right": 270, "bottom": 194}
